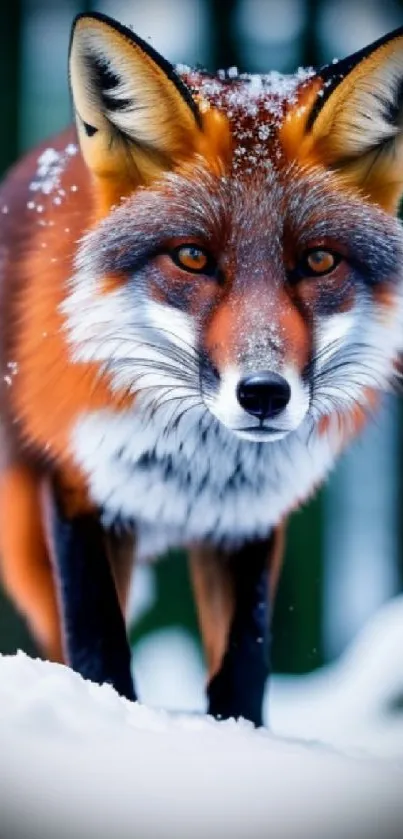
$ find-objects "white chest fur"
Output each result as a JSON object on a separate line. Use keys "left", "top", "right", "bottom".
{"left": 71, "top": 406, "right": 340, "bottom": 560}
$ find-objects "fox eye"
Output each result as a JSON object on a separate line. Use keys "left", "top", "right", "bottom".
{"left": 170, "top": 244, "right": 216, "bottom": 276}
{"left": 298, "top": 248, "right": 341, "bottom": 278}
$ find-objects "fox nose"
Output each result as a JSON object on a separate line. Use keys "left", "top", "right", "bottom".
{"left": 236, "top": 371, "right": 291, "bottom": 420}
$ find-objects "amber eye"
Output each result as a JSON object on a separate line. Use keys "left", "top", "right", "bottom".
{"left": 171, "top": 244, "right": 215, "bottom": 275}
{"left": 300, "top": 248, "right": 340, "bottom": 277}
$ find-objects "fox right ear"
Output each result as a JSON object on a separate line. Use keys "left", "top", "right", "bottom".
{"left": 69, "top": 12, "right": 203, "bottom": 190}
{"left": 282, "top": 26, "right": 403, "bottom": 212}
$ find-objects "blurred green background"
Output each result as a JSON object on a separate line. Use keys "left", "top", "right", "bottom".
{"left": 1, "top": 0, "right": 402, "bottom": 679}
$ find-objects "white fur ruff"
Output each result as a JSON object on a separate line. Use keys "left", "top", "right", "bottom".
{"left": 71, "top": 405, "right": 342, "bottom": 560}
{"left": 63, "top": 265, "right": 403, "bottom": 560}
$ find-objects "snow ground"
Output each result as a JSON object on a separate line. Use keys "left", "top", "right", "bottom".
{"left": 0, "top": 598, "right": 403, "bottom": 839}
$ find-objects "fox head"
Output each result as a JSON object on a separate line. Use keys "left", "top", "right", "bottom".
{"left": 65, "top": 12, "right": 403, "bottom": 445}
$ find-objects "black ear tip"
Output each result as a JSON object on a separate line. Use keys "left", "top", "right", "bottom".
{"left": 318, "top": 24, "right": 403, "bottom": 84}
{"left": 69, "top": 10, "right": 202, "bottom": 129}
{"left": 71, "top": 11, "right": 122, "bottom": 34}
{"left": 69, "top": 11, "right": 132, "bottom": 54}
{"left": 306, "top": 25, "right": 403, "bottom": 133}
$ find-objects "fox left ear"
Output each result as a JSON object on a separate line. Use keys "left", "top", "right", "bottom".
{"left": 69, "top": 12, "right": 204, "bottom": 193}
{"left": 282, "top": 27, "right": 403, "bottom": 212}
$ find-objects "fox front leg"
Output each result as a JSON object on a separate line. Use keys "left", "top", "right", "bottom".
{"left": 46, "top": 486, "right": 136, "bottom": 701}
{"left": 190, "top": 529, "right": 284, "bottom": 727}
{"left": 207, "top": 542, "right": 270, "bottom": 727}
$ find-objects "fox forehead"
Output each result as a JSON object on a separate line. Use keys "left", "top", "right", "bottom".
{"left": 179, "top": 67, "right": 316, "bottom": 173}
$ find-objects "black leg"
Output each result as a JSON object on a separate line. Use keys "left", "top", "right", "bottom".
{"left": 48, "top": 489, "right": 136, "bottom": 701}
{"left": 207, "top": 539, "right": 271, "bottom": 727}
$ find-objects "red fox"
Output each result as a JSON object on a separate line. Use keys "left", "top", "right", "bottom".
{"left": 0, "top": 11, "right": 402, "bottom": 725}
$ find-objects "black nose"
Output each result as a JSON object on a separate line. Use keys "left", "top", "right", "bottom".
{"left": 236, "top": 371, "right": 291, "bottom": 420}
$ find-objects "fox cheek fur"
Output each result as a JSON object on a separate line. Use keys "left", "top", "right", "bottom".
{"left": 66, "top": 165, "right": 403, "bottom": 441}
{"left": 1, "top": 10, "right": 403, "bottom": 726}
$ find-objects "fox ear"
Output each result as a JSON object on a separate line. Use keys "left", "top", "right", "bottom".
{"left": 283, "top": 27, "right": 403, "bottom": 212}
{"left": 69, "top": 12, "right": 202, "bottom": 189}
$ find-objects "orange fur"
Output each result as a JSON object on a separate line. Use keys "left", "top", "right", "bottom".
{"left": 0, "top": 466, "right": 62, "bottom": 660}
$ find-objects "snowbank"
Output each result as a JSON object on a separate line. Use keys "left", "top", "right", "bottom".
{"left": 0, "top": 647, "right": 402, "bottom": 839}
{"left": 271, "top": 593, "right": 403, "bottom": 757}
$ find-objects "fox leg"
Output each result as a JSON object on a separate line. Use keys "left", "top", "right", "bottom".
{"left": 188, "top": 545, "right": 235, "bottom": 681}
{"left": 0, "top": 465, "right": 63, "bottom": 661}
{"left": 104, "top": 529, "right": 136, "bottom": 617}
{"left": 44, "top": 482, "right": 136, "bottom": 701}
{"left": 189, "top": 526, "right": 285, "bottom": 727}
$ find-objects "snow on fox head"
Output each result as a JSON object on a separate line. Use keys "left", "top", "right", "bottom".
{"left": 64, "top": 13, "right": 403, "bottom": 446}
